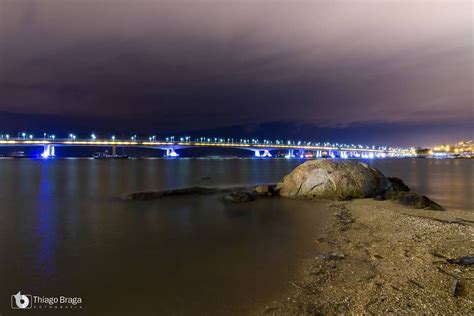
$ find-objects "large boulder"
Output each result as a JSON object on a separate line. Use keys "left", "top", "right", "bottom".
{"left": 276, "top": 160, "right": 390, "bottom": 200}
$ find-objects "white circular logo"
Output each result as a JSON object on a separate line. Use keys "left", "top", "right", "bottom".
{"left": 13, "top": 291, "right": 30, "bottom": 309}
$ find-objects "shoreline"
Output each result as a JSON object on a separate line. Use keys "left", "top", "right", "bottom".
{"left": 258, "top": 199, "right": 473, "bottom": 314}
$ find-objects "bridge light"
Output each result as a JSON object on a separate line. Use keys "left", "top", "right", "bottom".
{"left": 29, "top": 134, "right": 33, "bottom": 140}
{"left": 111, "top": 135, "right": 115, "bottom": 141}
{"left": 5, "top": 134, "right": 9, "bottom": 140}
{"left": 91, "top": 134, "right": 97, "bottom": 141}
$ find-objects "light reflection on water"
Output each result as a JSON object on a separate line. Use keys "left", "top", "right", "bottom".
{"left": 0, "top": 159, "right": 328, "bottom": 315}
{"left": 0, "top": 158, "right": 471, "bottom": 315}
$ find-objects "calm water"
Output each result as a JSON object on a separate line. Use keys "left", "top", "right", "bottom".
{"left": 369, "top": 158, "right": 473, "bottom": 212}
{"left": 0, "top": 158, "right": 471, "bottom": 315}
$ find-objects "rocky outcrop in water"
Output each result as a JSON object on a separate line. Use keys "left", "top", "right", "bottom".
{"left": 276, "top": 160, "right": 390, "bottom": 200}
{"left": 122, "top": 187, "right": 224, "bottom": 200}
{"left": 122, "top": 186, "right": 258, "bottom": 202}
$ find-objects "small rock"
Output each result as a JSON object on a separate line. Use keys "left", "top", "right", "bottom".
{"left": 224, "top": 191, "right": 255, "bottom": 203}
{"left": 253, "top": 184, "right": 275, "bottom": 196}
{"left": 447, "top": 255, "right": 474, "bottom": 265}
{"left": 387, "top": 177, "right": 410, "bottom": 192}
{"left": 374, "top": 195, "right": 385, "bottom": 201}
{"left": 451, "top": 279, "right": 460, "bottom": 297}
{"left": 316, "top": 252, "right": 346, "bottom": 260}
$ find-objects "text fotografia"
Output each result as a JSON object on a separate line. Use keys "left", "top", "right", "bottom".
{"left": 11, "top": 291, "right": 83, "bottom": 310}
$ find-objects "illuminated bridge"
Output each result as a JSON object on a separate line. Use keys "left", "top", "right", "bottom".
{"left": 0, "top": 133, "right": 415, "bottom": 159}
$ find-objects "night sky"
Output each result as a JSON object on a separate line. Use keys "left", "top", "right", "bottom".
{"left": 0, "top": 0, "right": 472, "bottom": 147}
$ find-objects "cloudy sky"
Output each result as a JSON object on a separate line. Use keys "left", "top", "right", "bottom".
{"left": 0, "top": 0, "right": 472, "bottom": 146}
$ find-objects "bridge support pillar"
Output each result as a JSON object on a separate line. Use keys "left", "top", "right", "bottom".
{"left": 262, "top": 150, "right": 272, "bottom": 157}
{"left": 112, "top": 145, "right": 117, "bottom": 156}
{"left": 285, "top": 149, "right": 295, "bottom": 159}
{"left": 41, "top": 145, "right": 55, "bottom": 159}
{"left": 165, "top": 148, "right": 179, "bottom": 157}
{"left": 253, "top": 150, "right": 271, "bottom": 158}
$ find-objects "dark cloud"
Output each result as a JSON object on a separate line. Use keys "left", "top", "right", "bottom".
{"left": 0, "top": 0, "right": 472, "bottom": 144}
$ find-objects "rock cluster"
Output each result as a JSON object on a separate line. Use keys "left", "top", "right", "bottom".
{"left": 275, "top": 160, "right": 445, "bottom": 211}
{"left": 122, "top": 159, "right": 445, "bottom": 211}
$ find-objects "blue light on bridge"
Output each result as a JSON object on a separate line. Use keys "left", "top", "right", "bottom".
{"left": 41, "top": 145, "right": 55, "bottom": 159}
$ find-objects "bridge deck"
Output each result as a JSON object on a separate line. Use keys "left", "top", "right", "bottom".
{"left": 0, "top": 139, "right": 412, "bottom": 154}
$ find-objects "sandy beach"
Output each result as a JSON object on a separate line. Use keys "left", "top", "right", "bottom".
{"left": 260, "top": 199, "right": 474, "bottom": 314}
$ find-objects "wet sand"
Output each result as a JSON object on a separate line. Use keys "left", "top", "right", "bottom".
{"left": 258, "top": 199, "right": 474, "bottom": 314}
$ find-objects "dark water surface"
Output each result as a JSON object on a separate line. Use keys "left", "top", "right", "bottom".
{"left": 0, "top": 158, "right": 471, "bottom": 315}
